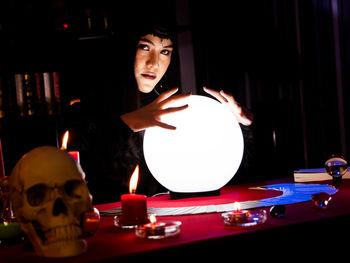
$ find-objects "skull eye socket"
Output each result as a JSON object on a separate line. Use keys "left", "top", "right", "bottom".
{"left": 26, "top": 184, "right": 49, "bottom": 206}
{"left": 64, "top": 180, "right": 85, "bottom": 199}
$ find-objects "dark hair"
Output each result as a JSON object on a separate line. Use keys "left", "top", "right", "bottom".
{"left": 133, "top": 22, "right": 180, "bottom": 94}
{"left": 136, "top": 22, "right": 177, "bottom": 46}
{"left": 109, "top": 21, "right": 180, "bottom": 114}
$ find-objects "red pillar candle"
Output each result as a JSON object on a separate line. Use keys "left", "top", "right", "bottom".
{"left": 121, "top": 165, "right": 147, "bottom": 225}
{"left": 61, "top": 131, "right": 80, "bottom": 163}
{"left": 68, "top": 151, "right": 80, "bottom": 163}
{"left": 121, "top": 194, "right": 147, "bottom": 225}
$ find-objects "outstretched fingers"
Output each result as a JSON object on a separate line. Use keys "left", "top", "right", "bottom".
{"left": 156, "top": 88, "right": 179, "bottom": 102}
{"left": 154, "top": 104, "right": 189, "bottom": 130}
{"left": 219, "top": 90, "right": 237, "bottom": 105}
{"left": 203, "top": 87, "right": 228, "bottom": 103}
{"left": 203, "top": 87, "right": 253, "bottom": 126}
{"left": 158, "top": 93, "right": 191, "bottom": 109}
{"left": 161, "top": 104, "right": 189, "bottom": 114}
{"left": 154, "top": 120, "right": 177, "bottom": 130}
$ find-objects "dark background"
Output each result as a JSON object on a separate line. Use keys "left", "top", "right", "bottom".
{"left": 0, "top": 0, "right": 349, "bottom": 181}
{"left": 190, "top": 0, "right": 350, "bottom": 179}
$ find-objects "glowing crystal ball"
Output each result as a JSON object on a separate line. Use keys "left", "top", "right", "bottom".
{"left": 143, "top": 95, "right": 244, "bottom": 193}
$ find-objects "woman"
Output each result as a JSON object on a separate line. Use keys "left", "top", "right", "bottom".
{"left": 121, "top": 31, "right": 190, "bottom": 132}
{"left": 65, "top": 23, "right": 253, "bottom": 204}
{"left": 121, "top": 31, "right": 253, "bottom": 131}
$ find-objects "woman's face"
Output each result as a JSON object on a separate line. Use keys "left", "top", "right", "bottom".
{"left": 134, "top": 34, "right": 173, "bottom": 93}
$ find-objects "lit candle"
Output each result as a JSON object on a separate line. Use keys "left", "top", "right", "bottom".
{"left": 61, "top": 131, "right": 80, "bottom": 162}
{"left": 144, "top": 215, "right": 165, "bottom": 236}
{"left": 121, "top": 165, "right": 147, "bottom": 225}
{"left": 135, "top": 215, "right": 182, "bottom": 239}
{"left": 222, "top": 202, "right": 267, "bottom": 227}
{"left": 222, "top": 202, "right": 249, "bottom": 226}
{"left": 231, "top": 202, "right": 249, "bottom": 221}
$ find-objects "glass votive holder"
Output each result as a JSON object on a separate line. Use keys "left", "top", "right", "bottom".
{"left": 222, "top": 209, "right": 267, "bottom": 227}
{"left": 135, "top": 220, "right": 182, "bottom": 239}
{"left": 114, "top": 215, "right": 149, "bottom": 229}
{"left": 84, "top": 207, "right": 100, "bottom": 237}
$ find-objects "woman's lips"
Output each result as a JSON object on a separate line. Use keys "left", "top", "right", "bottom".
{"left": 141, "top": 73, "right": 156, "bottom": 80}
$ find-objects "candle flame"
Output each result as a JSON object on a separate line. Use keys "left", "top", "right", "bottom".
{"left": 61, "top": 131, "right": 69, "bottom": 150}
{"left": 129, "top": 165, "right": 139, "bottom": 194}
{"left": 233, "top": 202, "right": 240, "bottom": 211}
{"left": 149, "top": 214, "right": 157, "bottom": 224}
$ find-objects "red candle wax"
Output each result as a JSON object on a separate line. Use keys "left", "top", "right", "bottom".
{"left": 68, "top": 151, "right": 80, "bottom": 163}
{"left": 121, "top": 193, "right": 147, "bottom": 225}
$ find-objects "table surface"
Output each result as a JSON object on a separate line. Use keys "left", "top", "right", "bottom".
{"left": 1, "top": 177, "right": 350, "bottom": 262}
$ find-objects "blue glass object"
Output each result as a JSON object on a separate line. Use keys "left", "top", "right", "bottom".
{"left": 325, "top": 154, "right": 348, "bottom": 184}
{"left": 269, "top": 205, "right": 285, "bottom": 218}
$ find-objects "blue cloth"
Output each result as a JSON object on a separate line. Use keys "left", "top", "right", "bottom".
{"left": 243, "top": 183, "right": 338, "bottom": 209}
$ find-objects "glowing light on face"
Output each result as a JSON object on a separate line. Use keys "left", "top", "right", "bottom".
{"left": 143, "top": 95, "right": 244, "bottom": 193}
{"left": 134, "top": 34, "right": 173, "bottom": 93}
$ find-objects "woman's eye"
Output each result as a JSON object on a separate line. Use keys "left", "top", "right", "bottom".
{"left": 138, "top": 44, "right": 149, "bottom": 51}
{"left": 161, "top": 49, "right": 172, "bottom": 56}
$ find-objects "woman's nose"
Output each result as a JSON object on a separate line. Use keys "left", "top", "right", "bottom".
{"left": 146, "top": 52, "right": 159, "bottom": 69}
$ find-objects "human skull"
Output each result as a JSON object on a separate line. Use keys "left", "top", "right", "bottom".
{"left": 9, "top": 146, "right": 92, "bottom": 258}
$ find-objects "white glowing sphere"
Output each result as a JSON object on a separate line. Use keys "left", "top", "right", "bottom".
{"left": 143, "top": 95, "right": 244, "bottom": 193}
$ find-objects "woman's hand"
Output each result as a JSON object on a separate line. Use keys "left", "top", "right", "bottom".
{"left": 203, "top": 87, "right": 254, "bottom": 126}
{"left": 121, "top": 88, "right": 190, "bottom": 132}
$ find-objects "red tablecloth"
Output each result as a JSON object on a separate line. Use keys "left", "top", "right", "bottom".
{"left": 97, "top": 183, "right": 283, "bottom": 211}
{"left": 2, "top": 178, "right": 350, "bottom": 262}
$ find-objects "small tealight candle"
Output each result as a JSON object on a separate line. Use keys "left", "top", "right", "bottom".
{"left": 135, "top": 215, "right": 181, "bottom": 239}
{"left": 222, "top": 202, "right": 267, "bottom": 227}
{"left": 227, "top": 202, "right": 249, "bottom": 222}
{"left": 143, "top": 215, "right": 165, "bottom": 236}
{"left": 121, "top": 165, "right": 148, "bottom": 226}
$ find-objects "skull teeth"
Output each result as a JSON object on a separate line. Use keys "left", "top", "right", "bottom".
{"left": 44, "top": 224, "right": 82, "bottom": 244}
